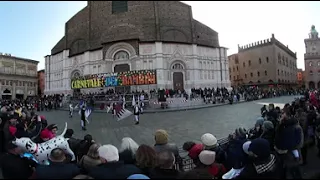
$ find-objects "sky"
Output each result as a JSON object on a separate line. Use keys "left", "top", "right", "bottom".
{"left": 0, "top": 1, "right": 319, "bottom": 71}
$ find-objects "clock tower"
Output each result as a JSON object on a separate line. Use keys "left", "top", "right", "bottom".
{"left": 304, "top": 25, "right": 320, "bottom": 89}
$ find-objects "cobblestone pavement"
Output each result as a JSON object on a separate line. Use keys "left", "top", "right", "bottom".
{"left": 40, "top": 96, "right": 301, "bottom": 148}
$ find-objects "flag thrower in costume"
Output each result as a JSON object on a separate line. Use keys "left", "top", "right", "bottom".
{"left": 122, "top": 96, "right": 126, "bottom": 109}
{"left": 106, "top": 104, "right": 113, "bottom": 113}
{"left": 115, "top": 104, "right": 132, "bottom": 121}
{"left": 132, "top": 95, "right": 136, "bottom": 107}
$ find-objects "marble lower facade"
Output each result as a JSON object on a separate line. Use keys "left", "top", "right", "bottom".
{"left": 45, "top": 42, "right": 231, "bottom": 95}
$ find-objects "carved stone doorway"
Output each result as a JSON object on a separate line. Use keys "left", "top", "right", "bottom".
{"left": 114, "top": 64, "right": 130, "bottom": 93}
{"left": 173, "top": 72, "right": 184, "bottom": 91}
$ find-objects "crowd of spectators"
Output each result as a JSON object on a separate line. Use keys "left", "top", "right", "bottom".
{"left": 1, "top": 89, "right": 320, "bottom": 179}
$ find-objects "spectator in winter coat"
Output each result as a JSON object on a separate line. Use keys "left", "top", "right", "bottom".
{"left": 274, "top": 113, "right": 303, "bottom": 151}
{"left": 0, "top": 142, "right": 35, "bottom": 179}
{"left": 274, "top": 113, "right": 304, "bottom": 179}
{"left": 78, "top": 143, "right": 102, "bottom": 173}
{"left": 88, "top": 144, "right": 142, "bottom": 179}
{"left": 35, "top": 148, "right": 81, "bottom": 179}
{"left": 149, "top": 151, "right": 180, "bottom": 179}
{"left": 76, "top": 134, "right": 94, "bottom": 161}
{"left": 225, "top": 128, "right": 249, "bottom": 170}
{"left": 64, "top": 129, "right": 82, "bottom": 154}
{"left": 238, "top": 138, "right": 282, "bottom": 179}
{"left": 135, "top": 144, "right": 157, "bottom": 176}
{"left": 183, "top": 141, "right": 204, "bottom": 166}
{"left": 260, "top": 120, "right": 275, "bottom": 151}
{"left": 119, "top": 137, "right": 139, "bottom": 165}
{"left": 154, "top": 129, "right": 182, "bottom": 170}
{"left": 178, "top": 169, "right": 214, "bottom": 179}
{"left": 196, "top": 150, "right": 227, "bottom": 179}
{"left": 248, "top": 117, "right": 264, "bottom": 139}
{"left": 201, "top": 133, "right": 227, "bottom": 164}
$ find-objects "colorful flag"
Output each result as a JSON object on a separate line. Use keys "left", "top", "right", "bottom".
{"left": 115, "top": 104, "right": 132, "bottom": 121}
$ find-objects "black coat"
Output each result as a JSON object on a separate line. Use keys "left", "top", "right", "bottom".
{"left": 88, "top": 161, "right": 142, "bottom": 179}
{"left": 35, "top": 161, "right": 81, "bottom": 179}
{"left": 0, "top": 153, "right": 34, "bottom": 179}
{"left": 149, "top": 168, "right": 180, "bottom": 179}
{"left": 236, "top": 154, "right": 282, "bottom": 179}
{"left": 119, "top": 149, "right": 136, "bottom": 165}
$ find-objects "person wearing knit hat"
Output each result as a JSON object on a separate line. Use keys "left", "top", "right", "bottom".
{"left": 201, "top": 133, "right": 218, "bottom": 147}
{"left": 88, "top": 144, "right": 142, "bottom": 179}
{"left": 260, "top": 121, "right": 275, "bottom": 151}
{"left": 248, "top": 138, "right": 270, "bottom": 159}
{"left": 237, "top": 138, "right": 282, "bottom": 179}
{"left": 198, "top": 150, "right": 227, "bottom": 178}
{"left": 154, "top": 129, "right": 169, "bottom": 145}
{"left": 154, "top": 130, "right": 181, "bottom": 170}
{"left": 201, "top": 133, "right": 227, "bottom": 164}
{"left": 199, "top": 150, "right": 216, "bottom": 165}
{"left": 235, "top": 128, "right": 247, "bottom": 139}
{"left": 98, "top": 144, "right": 119, "bottom": 162}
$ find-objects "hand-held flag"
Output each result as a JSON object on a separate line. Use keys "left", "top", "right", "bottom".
{"left": 115, "top": 104, "right": 132, "bottom": 121}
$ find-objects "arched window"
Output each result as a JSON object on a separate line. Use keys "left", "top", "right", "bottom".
{"left": 309, "top": 62, "right": 313, "bottom": 67}
{"left": 310, "top": 70, "right": 313, "bottom": 75}
{"left": 71, "top": 71, "right": 81, "bottom": 79}
{"left": 114, "top": 51, "right": 129, "bottom": 60}
{"left": 257, "top": 71, "right": 260, "bottom": 77}
{"left": 172, "top": 63, "right": 184, "bottom": 70}
{"left": 265, "top": 70, "right": 268, "bottom": 76}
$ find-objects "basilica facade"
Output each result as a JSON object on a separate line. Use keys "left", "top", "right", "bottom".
{"left": 44, "top": 1, "right": 230, "bottom": 95}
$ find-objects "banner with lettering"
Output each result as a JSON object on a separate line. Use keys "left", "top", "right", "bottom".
{"left": 71, "top": 70, "right": 157, "bottom": 89}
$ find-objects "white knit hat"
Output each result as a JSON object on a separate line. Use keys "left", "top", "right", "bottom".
{"left": 201, "top": 133, "right": 217, "bottom": 147}
{"left": 199, "top": 150, "right": 216, "bottom": 165}
{"left": 98, "top": 144, "right": 119, "bottom": 162}
{"left": 242, "top": 141, "right": 251, "bottom": 155}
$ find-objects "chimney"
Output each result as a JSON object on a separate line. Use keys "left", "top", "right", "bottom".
{"left": 272, "top": 33, "right": 275, "bottom": 38}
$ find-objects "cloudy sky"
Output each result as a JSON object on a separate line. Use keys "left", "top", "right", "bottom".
{"left": 0, "top": 1, "right": 319, "bottom": 70}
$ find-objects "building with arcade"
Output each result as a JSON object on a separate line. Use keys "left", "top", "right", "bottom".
{"left": 44, "top": 1, "right": 230, "bottom": 95}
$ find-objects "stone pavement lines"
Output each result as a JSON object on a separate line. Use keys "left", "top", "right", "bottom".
{"left": 60, "top": 100, "right": 247, "bottom": 114}
{"left": 40, "top": 96, "right": 297, "bottom": 148}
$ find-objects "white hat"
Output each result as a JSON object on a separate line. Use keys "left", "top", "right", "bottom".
{"left": 98, "top": 144, "right": 119, "bottom": 162}
{"left": 199, "top": 150, "right": 216, "bottom": 165}
{"left": 201, "top": 133, "right": 217, "bottom": 147}
{"left": 242, "top": 141, "right": 252, "bottom": 155}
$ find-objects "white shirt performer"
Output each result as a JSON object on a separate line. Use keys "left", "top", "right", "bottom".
{"left": 139, "top": 94, "right": 145, "bottom": 114}
{"left": 133, "top": 102, "right": 140, "bottom": 125}
{"left": 69, "top": 103, "right": 74, "bottom": 118}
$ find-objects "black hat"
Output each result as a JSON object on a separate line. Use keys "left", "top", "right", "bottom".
{"left": 7, "top": 142, "right": 18, "bottom": 150}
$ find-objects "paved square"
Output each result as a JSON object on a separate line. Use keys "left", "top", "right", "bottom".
{"left": 40, "top": 96, "right": 298, "bottom": 147}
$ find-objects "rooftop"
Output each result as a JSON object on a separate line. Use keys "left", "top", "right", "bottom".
{"left": 0, "top": 53, "right": 39, "bottom": 64}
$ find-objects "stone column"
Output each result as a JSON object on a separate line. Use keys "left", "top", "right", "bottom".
{"left": 24, "top": 82, "right": 28, "bottom": 99}
{"left": 12, "top": 81, "right": 16, "bottom": 100}
{"left": 35, "top": 83, "right": 38, "bottom": 96}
